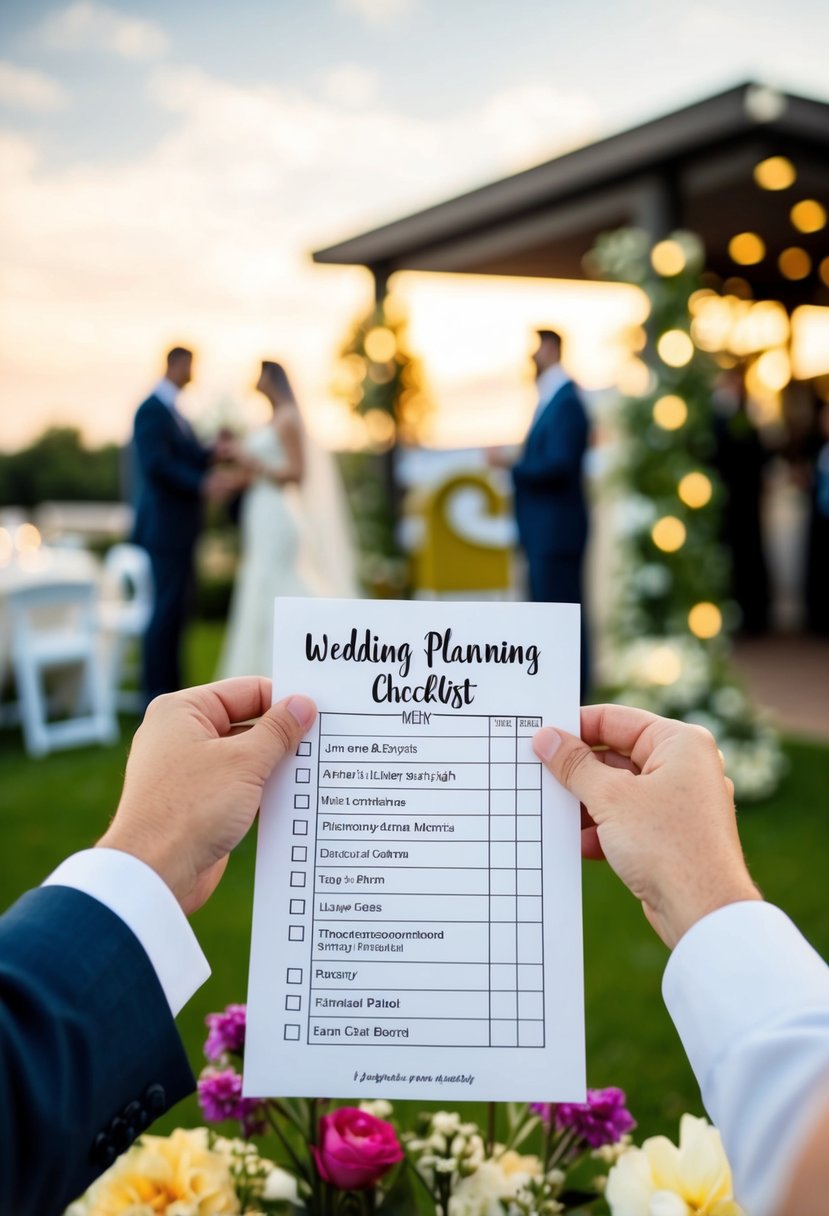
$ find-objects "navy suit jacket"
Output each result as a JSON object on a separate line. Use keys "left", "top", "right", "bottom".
{"left": 0, "top": 885, "right": 193, "bottom": 1216}
{"left": 132, "top": 395, "right": 211, "bottom": 553}
{"left": 511, "top": 380, "right": 590, "bottom": 559}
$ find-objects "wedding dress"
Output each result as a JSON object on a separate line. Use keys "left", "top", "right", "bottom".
{"left": 218, "top": 423, "right": 358, "bottom": 677}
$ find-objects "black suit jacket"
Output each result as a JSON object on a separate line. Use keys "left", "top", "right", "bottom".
{"left": 132, "top": 395, "right": 211, "bottom": 553}
{"left": 511, "top": 380, "right": 590, "bottom": 559}
{"left": 0, "top": 886, "right": 193, "bottom": 1216}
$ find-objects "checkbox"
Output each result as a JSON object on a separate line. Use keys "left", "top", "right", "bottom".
{"left": 289, "top": 898, "right": 305, "bottom": 915}
{"left": 285, "top": 994, "right": 301, "bottom": 1011}
{"left": 288, "top": 925, "right": 305, "bottom": 942}
{"left": 291, "top": 845, "right": 307, "bottom": 862}
{"left": 286, "top": 968, "right": 302, "bottom": 984}
{"left": 293, "top": 819, "right": 308, "bottom": 836}
{"left": 294, "top": 794, "right": 310, "bottom": 809}
{"left": 283, "top": 1024, "right": 300, "bottom": 1041}
{"left": 297, "top": 741, "right": 312, "bottom": 756}
{"left": 295, "top": 768, "right": 311, "bottom": 784}
{"left": 290, "top": 871, "right": 306, "bottom": 888}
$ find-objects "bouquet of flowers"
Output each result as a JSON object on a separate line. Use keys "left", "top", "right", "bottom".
{"left": 70, "top": 1002, "right": 743, "bottom": 1216}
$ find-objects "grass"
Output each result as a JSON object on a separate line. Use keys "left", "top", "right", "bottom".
{"left": 2, "top": 620, "right": 828, "bottom": 1145}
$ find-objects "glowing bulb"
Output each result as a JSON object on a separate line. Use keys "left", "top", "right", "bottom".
{"left": 657, "top": 330, "right": 694, "bottom": 367}
{"left": 363, "top": 409, "right": 396, "bottom": 449}
{"left": 688, "top": 602, "right": 723, "bottom": 639}
{"left": 653, "top": 395, "right": 688, "bottom": 430}
{"left": 15, "top": 523, "right": 41, "bottom": 553}
{"left": 651, "top": 516, "right": 687, "bottom": 553}
{"left": 754, "top": 349, "right": 791, "bottom": 392}
{"left": 618, "top": 358, "right": 651, "bottom": 396}
{"left": 778, "top": 247, "right": 811, "bottom": 281}
{"left": 651, "top": 240, "right": 687, "bottom": 276}
{"left": 645, "top": 645, "right": 683, "bottom": 685}
{"left": 790, "top": 199, "right": 826, "bottom": 234}
{"left": 753, "top": 156, "right": 796, "bottom": 190}
{"left": 820, "top": 257, "right": 829, "bottom": 288}
{"left": 678, "top": 472, "right": 713, "bottom": 509}
{"left": 728, "top": 232, "right": 765, "bottom": 265}
{"left": 364, "top": 327, "right": 397, "bottom": 363}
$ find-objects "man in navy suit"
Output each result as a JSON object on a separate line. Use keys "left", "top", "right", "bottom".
{"left": 132, "top": 347, "right": 234, "bottom": 705}
{"left": 0, "top": 679, "right": 317, "bottom": 1216}
{"left": 498, "top": 330, "right": 591, "bottom": 692}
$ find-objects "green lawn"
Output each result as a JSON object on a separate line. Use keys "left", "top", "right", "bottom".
{"left": 2, "top": 621, "right": 828, "bottom": 1145}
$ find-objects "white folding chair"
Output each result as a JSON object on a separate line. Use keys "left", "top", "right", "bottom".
{"left": 98, "top": 543, "right": 154, "bottom": 712}
{"left": 8, "top": 580, "right": 119, "bottom": 757}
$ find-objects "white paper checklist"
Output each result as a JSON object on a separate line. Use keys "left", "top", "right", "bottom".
{"left": 244, "top": 597, "right": 585, "bottom": 1103}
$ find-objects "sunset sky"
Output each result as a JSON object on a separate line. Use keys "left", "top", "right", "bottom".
{"left": 0, "top": 0, "right": 826, "bottom": 451}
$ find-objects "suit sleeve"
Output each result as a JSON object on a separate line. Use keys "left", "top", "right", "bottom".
{"left": 134, "top": 403, "right": 210, "bottom": 497}
{"left": 0, "top": 886, "right": 195, "bottom": 1216}
{"left": 512, "top": 398, "right": 589, "bottom": 491}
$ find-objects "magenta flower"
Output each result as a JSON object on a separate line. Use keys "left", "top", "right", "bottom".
{"left": 554, "top": 1087, "right": 636, "bottom": 1148}
{"left": 313, "top": 1107, "right": 404, "bottom": 1190}
{"left": 197, "top": 1067, "right": 267, "bottom": 1138}
{"left": 204, "top": 1003, "right": 247, "bottom": 1061}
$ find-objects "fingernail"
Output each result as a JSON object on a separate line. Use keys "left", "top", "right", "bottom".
{"left": 285, "top": 695, "right": 316, "bottom": 730}
{"left": 533, "top": 727, "right": 562, "bottom": 762}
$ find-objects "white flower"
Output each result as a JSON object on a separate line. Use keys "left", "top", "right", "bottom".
{"left": 606, "top": 1114, "right": 743, "bottom": 1216}
{"left": 432, "top": 1111, "right": 462, "bottom": 1136}
{"left": 262, "top": 1164, "right": 299, "bottom": 1202}
{"left": 359, "top": 1098, "right": 393, "bottom": 1119}
{"left": 448, "top": 1151, "right": 542, "bottom": 1216}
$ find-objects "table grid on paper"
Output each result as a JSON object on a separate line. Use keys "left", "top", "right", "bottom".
{"left": 279, "top": 710, "right": 545, "bottom": 1049}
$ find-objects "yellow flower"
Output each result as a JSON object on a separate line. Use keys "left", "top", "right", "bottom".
{"left": 448, "top": 1150, "right": 542, "bottom": 1216}
{"left": 606, "top": 1115, "right": 743, "bottom": 1216}
{"left": 73, "top": 1127, "right": 240, "bottom": 1215}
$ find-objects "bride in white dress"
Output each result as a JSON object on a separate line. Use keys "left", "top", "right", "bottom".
{"left": 219, "top": 360, "right": 332, "bottom": 678}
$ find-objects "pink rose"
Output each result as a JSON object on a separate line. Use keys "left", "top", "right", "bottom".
{"left": 312, "top": 1106, "right": 404, "bottom": 1190}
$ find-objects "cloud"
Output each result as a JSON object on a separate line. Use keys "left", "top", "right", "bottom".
{"left": 336, "top": 0, "right": 413, "bottom": 26}
{"left": 39, "top": 1, "right": 168, "bottom": 60}
{"left": 0, "top": 60, "right": 69, "bottom": 111}
{"left": 318, "top": 63, "right": 380, "bottom": 109}
{"left": 0, "top": 64, "right": 602, "bottom": 446}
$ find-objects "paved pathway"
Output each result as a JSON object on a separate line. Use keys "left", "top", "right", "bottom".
{"left": 732, "top": 635, "right": 829, "bottom": 743}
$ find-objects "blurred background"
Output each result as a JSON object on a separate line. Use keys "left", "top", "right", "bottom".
{"left": 1, "top": 0, "right": 828, "bottom": 1146}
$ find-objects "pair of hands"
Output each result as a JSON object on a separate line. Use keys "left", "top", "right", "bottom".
{"left": 99, "top": 680, "right": 760, "bottom": 947}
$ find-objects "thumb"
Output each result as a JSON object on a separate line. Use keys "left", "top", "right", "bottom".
{"left": 241, "top": 694, "right": 317, "bottom": 772}
{"left": 533, "top": 726, "right": 617, "bottom": 818}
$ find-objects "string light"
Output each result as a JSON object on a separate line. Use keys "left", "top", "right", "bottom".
{"left": 790, "top": 200, "right": 826, "bottom": 234}
{"left": 753, "top": 156, "right": 796, "bottom": 190}
{"left": 728, "top": 233, "right": 765, "bottom": 265}
{"left": 363, "top": 409, "right": 396, "bottom": 449}
{"left": 652, "top": 395, "right": 688, "bottom": 430}
{"left": 678, "top": 472, "right": 713, "bottom": 509}
{"left": 15, "top": 523, "right": 41, "bottom": 553}
{"left": 651, "top": 516, "right": 687, "bottom": 552}
{"left": 688, "top": 602, "right": 723, "bottom": 639}
{"left": 364, "top": 327, "right": 397, "bottom": 363}
{"left": 657, "top": 330, "right": 694, "bottom": 367}
{"left": 754, "top": 349, "right": 791, "bottom": 392}
{"left": 820, "top": 258, "right": 829, "bottom": 288}
{"left": 651, "top": 240, "right": 687, "bottom": 276}
{"left": 778, "top": 247, "right": 812, "bottom": 281}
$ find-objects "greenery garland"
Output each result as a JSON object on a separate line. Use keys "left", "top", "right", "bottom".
{"left": 588, "top": 228, "right": 784, "bottom": 800}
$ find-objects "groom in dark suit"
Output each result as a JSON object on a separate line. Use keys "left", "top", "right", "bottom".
{"left": 499, "top": 329, "right": 591, "bottom": 691}
{"left": 132, "top": 347, "right": 233, "bottom": 706}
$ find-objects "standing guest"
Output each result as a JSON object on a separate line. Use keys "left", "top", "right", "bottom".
{"left": 711, "top": 366, "right": 771, "bottom": 635}
{"left": 132, "top": 347, "right": 237, "bottom": 705}
{"left": 490, "top": 329, "right": 591, "bottom": 693}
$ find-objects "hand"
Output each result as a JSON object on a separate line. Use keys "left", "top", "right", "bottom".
{"left": 97, "top": 679, "right": 316, "bottom": 915}
{"left": 485, "top": 446, "right": 514, "bottom": 469}
{"left": 533, "top": 705, "right": 762, "bottom": 949}
{"left": 203, "top": 466, "right": 249, "bottom": 501}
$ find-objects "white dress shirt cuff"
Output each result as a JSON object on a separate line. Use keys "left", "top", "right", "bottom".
{"left": 663, "top": 900, "right": 829, "bottom": 1216}
{"left": 43, "top": 848, "right": 210, "bottom": 1016}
